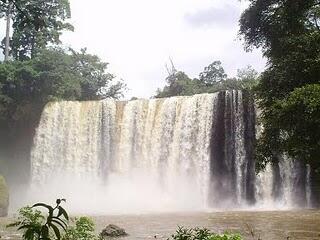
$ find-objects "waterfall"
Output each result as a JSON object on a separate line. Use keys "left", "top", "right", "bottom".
{"left": 29, "top": 91, "right": 313, "bottom": 213}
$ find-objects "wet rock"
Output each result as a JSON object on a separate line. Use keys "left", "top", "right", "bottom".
{"left": 0, "top": 176, "right": 9, "bottom": 217}
{"left": 100, "top": 224, "right": 128, "bottom": 238}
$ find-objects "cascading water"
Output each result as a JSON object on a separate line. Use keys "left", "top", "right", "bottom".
{"left": 28, "top": 90, "right": 315, "bottom": 213}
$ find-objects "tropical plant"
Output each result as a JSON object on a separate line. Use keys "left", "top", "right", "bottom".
{"left": 8, "top": 199, "right": 102, "bottom": 240}
{"left": 0, "top": 0, "right": 73, "bottom": 60}
{"left": 63, "top": 217, "right": 99, "bottom": 240}
{"left": 8, "top": 199, "right": 69, "bottom": 240}
{"left": 169, "top": 227, "right": 243, "bottom": 240}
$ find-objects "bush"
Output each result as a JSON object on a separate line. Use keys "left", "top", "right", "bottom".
{"left": 63, "top": 217, "right": 99, "bottom": 240}
{"left": 170, "top": 227, "right": 243, "bottom": 240}
{"left": 8, "top": 199, "right": 100, "bottom": 240}
{"left": 8, "top": 199, "right": 69, "bottom": 240}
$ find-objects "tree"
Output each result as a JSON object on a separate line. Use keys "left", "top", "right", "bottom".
{"left": 0, "top": 47, "right": 126, "bottom": 120}
{"left": 155, "top": 70, "right": 200, "bottom": 98}
{"left": 70, "top": 48, "right": 126, "bottom": 100}
{"left": 155, "top": 60, "right": 201, "bottom": 98}
{"left": 155, "top": 61, "right": 260, "bottom": 98}
{"left": 0, "top": 0, "right": 73, "bottom": 60}
{"left": 0, "top": 1, "right": 13, "bottom": 61}
{"left": 236, "top": 65, "right": 259, "bottom": 91}
{"left": 0, "top": 0, "right": 14, "bottom": 61}
{"left": 275, "top": 85, "right": 320, "bottom": 166}
{"left": 239, "top": 0, "right": 320, "bottom": 171}
{"left": 199, "top": 61, "right": 227, "bottom": 86}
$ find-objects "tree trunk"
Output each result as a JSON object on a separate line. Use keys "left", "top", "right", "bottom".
{"left": 4, "top": 2, "right": 12, "bottom": 61}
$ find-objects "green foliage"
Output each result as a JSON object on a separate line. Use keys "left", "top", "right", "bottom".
{"left": 0, "top": 0, "right": 73, "bottom": 60}
{"left": 63, "top": 217, "right": 99, "bottom": 240}
{"left": 70, "top": 48, "right": 126, "bottom": 100}
{"left": 236, "top": 66, "right": 259, "bottom": 91}
{"left": 256, "top": 84, "right": 320, "bottom": 172}
{"left": 8, "top": 199, "right": 69, "bottom": 240}
{"left": 155, "top": 71, "right": 201, "bottom": 98}
{"left": 7, "top": 206, "right": 45, "bottom": 230}
{"left": 155, "top": 62, "right": 259, "bottom": 98}
{"left": 169, "top": 227, "right": 243, "bottom": 240}
{"left": 0, "top": 47, "right": 126, "bottom": 120}
{"left": 240, "top": 0, "right": 320, "bottom": 172}
{"left": 9, "top": 200, "right": 101, "bottom": 240}
{"left": 199, "top": 61, "right": 227, "bottom": 85}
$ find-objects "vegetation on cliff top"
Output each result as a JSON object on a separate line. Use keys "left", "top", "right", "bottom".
{"left": 0, "top": 0, "right": 126, "bottom": 124}
{"left": 155, "top": 61, "right": 259, "bottom": 98}
{"left": 239, "top": 0, "right": 320, "bottom": 172}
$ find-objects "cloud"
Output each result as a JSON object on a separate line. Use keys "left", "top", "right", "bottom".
{"left": 54, "top": 0, "right": 266, "bottom": 98}
{"left": 184, "top": 4, "right": 240, "bottom": 28}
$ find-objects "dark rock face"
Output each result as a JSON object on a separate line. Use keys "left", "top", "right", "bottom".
{"left": 0, "top": 175, "right": 9, "bottom": 217}
{"left": 208, "top": 90, "right": 319, "bottom": 208}
{"left": 209, "top": 91, "right": 256, "bottom": 207}
{"left": 100, "top": 224, "right": 128, "bottom": 238}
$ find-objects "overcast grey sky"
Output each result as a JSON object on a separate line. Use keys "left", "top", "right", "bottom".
{"left": 2, "top": 0, "right": 266, "bottom": 98}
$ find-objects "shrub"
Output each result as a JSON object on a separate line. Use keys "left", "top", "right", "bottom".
{"left": 8, "top": 199, "right": 100, "bottom": 240}
{"left": 8, "top": 199, "right": 69, "bottom": 240}
{"left": 170, "top": 227, "right": 243, "bottom": 240}
{"left": 63, "top": 217, "right": 99, "bottom": 240}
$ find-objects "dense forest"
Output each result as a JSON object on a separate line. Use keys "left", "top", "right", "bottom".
{"left": 0, "top": 0, "right": 319, "bottom": 189}
{"left": 239, "top": 0, "right": 320, "bottom": 175}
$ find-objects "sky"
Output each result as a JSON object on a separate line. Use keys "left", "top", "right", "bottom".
{"left": 2, "top": 0, "right": 266, "bottom": 99}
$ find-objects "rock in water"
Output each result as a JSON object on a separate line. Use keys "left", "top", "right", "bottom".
{"left": 100, "top": 224, "right": 128, "bottom": 238}
{"left": 0, "top": 175, "right": 9, "bottom": 217}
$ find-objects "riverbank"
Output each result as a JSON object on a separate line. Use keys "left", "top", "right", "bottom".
{"left": 1, "top": 210, "right": 320, "bottom": 239}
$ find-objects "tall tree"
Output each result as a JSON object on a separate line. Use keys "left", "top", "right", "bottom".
{"left": 236, "top": 65, "right": 259, "bottom": 90}
{"left": 0, "top": 0, "right": 73, "bottom": 60}
{"left": 0, "top": 0, "right": 12, "bottom": 61}
{"left": 199, "top": 61, "right": 227, "bottom": 86}
{"left": 240, "top": 0, "right": 320, "bottom": 171}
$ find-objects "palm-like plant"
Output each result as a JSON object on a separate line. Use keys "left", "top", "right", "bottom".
{"left": 8, "top": 199, "right": 69, "bottom": 240}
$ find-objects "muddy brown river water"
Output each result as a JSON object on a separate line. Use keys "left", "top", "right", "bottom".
{"left": 1, "top": 210, "right": 320, "bottom": 239}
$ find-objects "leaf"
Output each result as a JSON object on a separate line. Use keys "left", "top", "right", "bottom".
{"left": 57, "top": 206, "right": 69, "bottom": 220}
{"left": 51, "top": 219, "right": 67, "bottom": 231}
{"left": 32, "top": 203, "right": 54, "bottom": 212}
{"left": 49, "top": 223, "right": 61, "bottom": 240}
{"left": 52, "top": 217, "right": 68, "bottom": 229}
{"left": 24, "top": 228, "right": 36, "bottom": 240}
{"left": 18, "top": 224, "right": 33, "bottom": 230}
{"left": 41, "top": 225, "right": 49, "bottom": 239}
{"left": 6, "top": 221, "right": 21, "bottom": 228}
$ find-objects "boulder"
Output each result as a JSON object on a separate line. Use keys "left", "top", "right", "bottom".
{"left": 0, "top": 175, "right": 9, "bottom": 217}
{"left": 100, "top": 224, "right": 128, "bottom": 238}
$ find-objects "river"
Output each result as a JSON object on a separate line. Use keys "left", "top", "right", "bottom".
{"left": 2, "top": 210, "right": 319, "bottom": 239}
